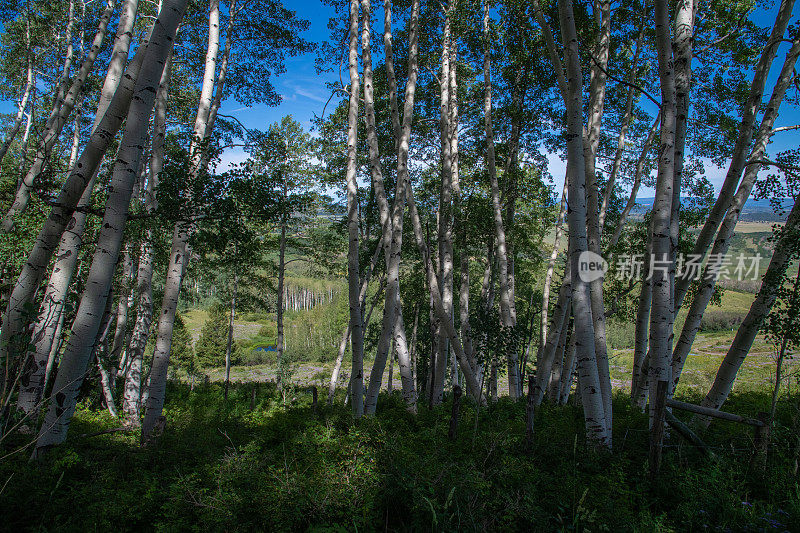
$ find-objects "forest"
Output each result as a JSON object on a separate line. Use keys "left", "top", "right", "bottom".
{"left": 0, "top": 0, "right": 800, "bottom": 529}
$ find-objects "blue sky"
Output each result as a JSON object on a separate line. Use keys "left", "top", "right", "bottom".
{"left": 3, "top": 0, "right": 799, "bottom": 198}
{"left": 224, "top": 0, "right": 800, "bottom": 198}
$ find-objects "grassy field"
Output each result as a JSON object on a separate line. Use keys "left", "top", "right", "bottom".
{"left": 186, "top": 288, "right": 800, "bottom": 408}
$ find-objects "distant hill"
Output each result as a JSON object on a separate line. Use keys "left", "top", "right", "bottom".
{"left": 633, "top": 197, "right": 794, "bottom": 222}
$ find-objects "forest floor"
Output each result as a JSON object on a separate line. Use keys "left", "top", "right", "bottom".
{"left": 2, "top": 382, "right": 799, "bottom": 531}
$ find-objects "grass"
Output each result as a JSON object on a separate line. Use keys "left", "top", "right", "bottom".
{"left": 2, "top": 382, "right": 800, "bottom": 531}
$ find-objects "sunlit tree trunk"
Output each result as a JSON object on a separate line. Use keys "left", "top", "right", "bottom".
{"left": 122, "top": 53, "right": 171, "bottom": 423}
{"left": 541, "top": 181, "right": 567, "bottom": 349}
{"left": 583, "top": 0, "right": 612, "bottom": 435}
{"left": 671, "top": 38, "right": 800, "bottom": 390}
{"left": 364, "top": 0, "right": 419, "bottom": 413}
{"left": 558, "top": 0, "right": 607, "bottom": 445}
{"left": 2, "top": 0, "right": 116, "bottom": 230}
{"left": 533, "top": 262, "right": 571, "bottom": 405}
{"left": 34, "top": 0, "right": 185, "bottom": 454}
{"left": 345, "top": 0, "right": 365, "bottom": 418}
{"left": 672, "top": 0, "right": 796, "bottom": 311}
{"left": 648, "top": 0, "right": 678, "bottom": 471}
{"left": 141, "top": 0, "right": 236, "bottom": 440}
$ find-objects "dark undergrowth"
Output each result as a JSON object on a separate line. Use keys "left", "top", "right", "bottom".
{"left": 2, "top": 382, "right": 800, "bottom": 532}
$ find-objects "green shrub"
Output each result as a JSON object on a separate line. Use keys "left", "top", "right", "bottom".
{"left": 195, "top": 304, "right": 230, "bottom": 368}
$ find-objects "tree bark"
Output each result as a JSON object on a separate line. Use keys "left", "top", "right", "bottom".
{"left": 649, "top": 0, "right": 678, "bottom": 459}
{"left": 533, "top": 262, "right": 571, "bottom": 405}
{"left": 672, "top": 0, "right": 796, "bottom": 311}
{"left": 2, "top": 0, "right": 116, "bottom": 230}
{"left": 344, "top": 0, "right": 364, "bottom": 418}
{"left": 122, "top": 52, "right": 171, "bottom": 423}
{"left": 140, "top": 0, "right": 235, "bottom": 440}
{"left": 558, "top": 0, "right": 608, "bottom": 445}
{"left": 224, "top": 269, "right": 238, "bottom": 400}
{"left": 0, "top": 56, "right": 34, "bottom": 166}
{"left": 671, "top": 38, "right": 800, "bottom": 391}
{"left": 34, "top": 0, "right": 185, "bottom": 454}
{"left": 276, "top": 212, "right": 286, "bottom": 391}
{"left": 483, "top": 1, "right": 519, "bottom": 398}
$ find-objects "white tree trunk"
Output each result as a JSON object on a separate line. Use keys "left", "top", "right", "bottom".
{"left": 648, "top": 0, "right": 678, "bottom": 464}
{"left": 671, "top": 38, "right": 800, "bottom": 391}
{"left": 34, "top": 0, "right": 185, "bottom": 454}
{"left": 122, "top": 53, "right": 171, "bottom": 423}
{"left": 345, "top": 0, "right": 365, "bottom": 418}
{"left": 483, "top": 1, "right": 519, "bottom": 398}
{"left": 672, "top": 0, "right": 796, "bottom": 311}
{"left": 534, "top": 262, "right": 571, "bottom": 405}
{"left": 558, "top": 0, "right": 608, "bottom": 445}
{"left": 2, "top": 0, "right": 116, "bottom": 230}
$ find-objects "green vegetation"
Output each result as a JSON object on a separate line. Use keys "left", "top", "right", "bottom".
{"left": 1, "top": 383, "right": 798, "bottom": 531}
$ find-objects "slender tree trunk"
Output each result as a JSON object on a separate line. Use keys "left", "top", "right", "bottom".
{"left": 599, "top": 20, "right": 644, "bottom": 232}
{"left": 34, "top": 1, "right": 184, "bottom": 454}
{"left": 701, "top": 196, "right": 800, "bottom": 415}
{"left": 224, "top": 269, "right": 237, "bottom": 400}
{"left": 483, "top": 1, "right": 519, "bottom": 398}
{"left": 0, "top": 58, "right": 34, "bottom": 166}
{"left": 122, "top": 53, "right": 171, "bottom": 423}
{"left": 548, "top": 312, "right": 571, "bottom": 402}
{"left": 541, "top": 181, "right": 567, "bottom": 349}
{"left": 407, "top": 186, "right": 480, "bottom": 400}
{"left": 16, "top": 108, "right": 85, "bottom": 418}
{"left": 606, "top": 115, "right": 660, "bottom": 251}
{"left": 140, "top": 0, "right": 235, "bottom": 440}
{"left": 364, "top": 0, "right": 419, "bottom": 413}
{"left": 276, "top": 214, "right": 286, "bottom": 391}
{"left": 648, "top": 0, "right": 678, "bottom": 470}
{"left": 433, "top": 7, "right": 454, "bottom": 407}
{"left": 92, "top": 0, "right": 139, "bottom": 131}
{"left": 558, "top": 0, "right": 607, "bottom": 445}
{"left": 328, "top": 244, "right": 382, "bottom": 403}
{"left": 533, "top": 262, "right": 571, "bottom": 405}
{"left": 559, "top": 330, "right": 577, "bottom": 405}
{"left": 581, "top": 0, "right": 613, "bottom": 435}
{"left": 671, "top": 38, "right": 800, "bottom": 391}
{"left": 672, "top": 0, "right": 796, "bottom": 311}
{"left": 345, "top": 0, "right": 364, "bottom": 418}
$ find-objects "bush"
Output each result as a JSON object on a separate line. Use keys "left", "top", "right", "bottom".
{"left": 699, "top": 310, "right": 745, "bottom": 332}
{"left": 606, "top": 319, "right": 636, "bottom": 350}
{"left": 195, "top": 304, "right": 230, "bottom": 368}
{"left": 3, "top": 386, "right": 800, "bottom": 531}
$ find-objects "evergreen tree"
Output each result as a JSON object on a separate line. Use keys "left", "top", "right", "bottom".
{"left": 195, "top": 304, "right": 229, "bottom": 368}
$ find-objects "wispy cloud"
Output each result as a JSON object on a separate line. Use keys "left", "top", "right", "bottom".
{"left": 295, "top": 87, "right": 327, "bottom": 103}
